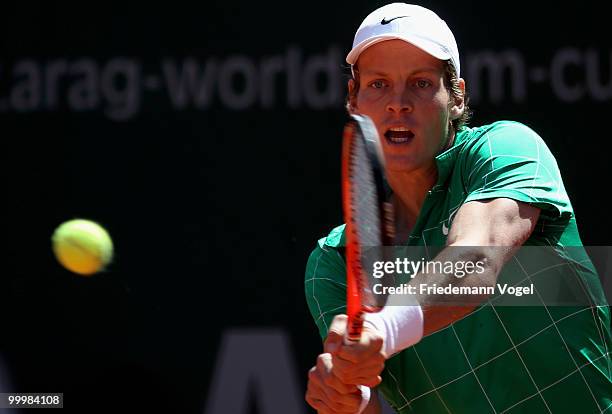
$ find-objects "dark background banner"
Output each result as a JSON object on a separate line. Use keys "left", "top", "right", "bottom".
{"left": 2, "top": 1, "right": 610, "bottom": 412}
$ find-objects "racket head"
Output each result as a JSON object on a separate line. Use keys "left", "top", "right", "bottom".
{"left": 342, "top": 114, "right": 395, "bottom": 341}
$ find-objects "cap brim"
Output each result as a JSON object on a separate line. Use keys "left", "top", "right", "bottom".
{"left": 346, "top": 34, "right": 452, "bottom": 65}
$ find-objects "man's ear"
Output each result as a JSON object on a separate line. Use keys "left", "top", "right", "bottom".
{"left": 450, "top": 78, "right": 466, "bottom": 120}
{"left": 347, "top": 79, "right": 358, "bottom": 113}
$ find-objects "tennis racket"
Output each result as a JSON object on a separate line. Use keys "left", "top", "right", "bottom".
{"left": 342, "top": 114, "right": 395, "bottom": 342}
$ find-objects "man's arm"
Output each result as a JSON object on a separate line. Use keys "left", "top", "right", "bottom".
{"left": 447, "top": 197, "right": 540, "bottom": 246}
{"left": 329, "top": 197, "right": 541, "bottom": 382}
{"left": 306, "top": 197, "right": 541, "bottom": 410}
{"left": 419, "top": 197, "right": 540, "bottom": 335}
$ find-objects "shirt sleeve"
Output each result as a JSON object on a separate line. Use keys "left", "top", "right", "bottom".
{"left": 462, "top": 121, "right": 573, "bottom": 219}
{"left": 304, "top": 241, "right": 347, "bottom": 341}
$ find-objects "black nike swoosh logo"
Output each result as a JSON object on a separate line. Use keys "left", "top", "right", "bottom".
{"left": 381, "top": 16, "right": 409, "bottom": 25}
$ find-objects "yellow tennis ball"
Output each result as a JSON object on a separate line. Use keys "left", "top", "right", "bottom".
{"left": 52, "top": 219, "right": 114, "bottom": 276}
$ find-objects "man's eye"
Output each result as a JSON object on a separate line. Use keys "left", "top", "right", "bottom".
{"left": 415, "top": 79, "right": 432, "bottom": 88}
{"left": 370, "top": 80, "right": 386, "bottom": 89}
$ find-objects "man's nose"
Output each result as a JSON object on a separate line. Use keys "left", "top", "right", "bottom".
{"left": 386, "top": 87, "right": 413, "bottom": 113}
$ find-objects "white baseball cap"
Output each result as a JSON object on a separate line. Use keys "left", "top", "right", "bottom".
{"left": 346, "top": 3, "right": 460, "bottom": 77}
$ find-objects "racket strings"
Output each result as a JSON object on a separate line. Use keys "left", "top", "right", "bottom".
{"left": 348, "top": 135, "right": 381, "bottom": 247}
{"left": 348, "top": 132, "right": 384, "bottom": 310}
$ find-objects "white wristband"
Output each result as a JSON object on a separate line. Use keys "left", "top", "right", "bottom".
{"left": 357, "top": 385, "right": 371, "bottom": 413}
{"left": 364, "top": 305, "right": 424, "bottom": 357}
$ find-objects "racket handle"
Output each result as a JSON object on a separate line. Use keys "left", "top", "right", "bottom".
{"left": 346, "top": 310, "right": 365, "bottom": 342}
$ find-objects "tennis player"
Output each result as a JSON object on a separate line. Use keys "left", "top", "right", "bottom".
{"left": 305, "top": 3, "right": 612, "bottom": 413}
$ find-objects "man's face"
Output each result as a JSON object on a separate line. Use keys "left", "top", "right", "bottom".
{"left": 350, "top": 40, "right": 460, "bottom": 174}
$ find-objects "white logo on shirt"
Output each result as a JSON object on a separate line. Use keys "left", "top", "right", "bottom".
{"left": 442, "top": 207, "right": 460, "bottom": 236}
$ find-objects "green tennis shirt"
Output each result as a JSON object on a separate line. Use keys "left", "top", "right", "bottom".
{"left": 305, "top": 121, "right": 612, "bottom": 413}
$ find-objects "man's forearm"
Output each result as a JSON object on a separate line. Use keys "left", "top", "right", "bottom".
{"left": 405, "top": 245, "right": 507, "bottom": 336}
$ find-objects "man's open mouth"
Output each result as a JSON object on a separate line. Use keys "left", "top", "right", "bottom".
{"left": 384, "top": 127, "right": 414, "bottom": 144}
